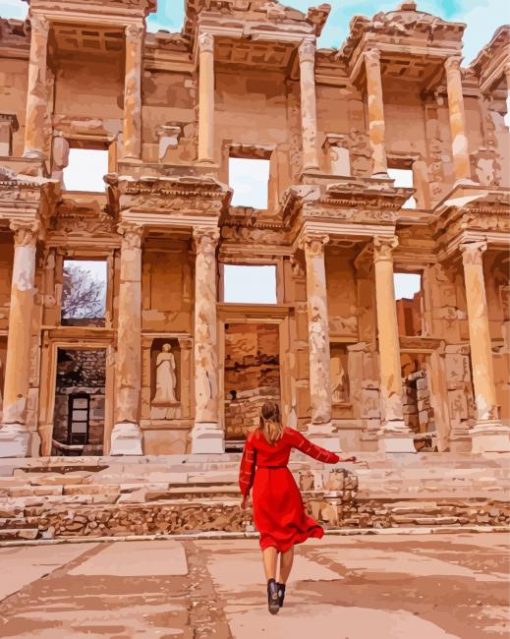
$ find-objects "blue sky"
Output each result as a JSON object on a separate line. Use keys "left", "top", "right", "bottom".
{"left": 2, "top": 0, "right": 507, "bottom": 62}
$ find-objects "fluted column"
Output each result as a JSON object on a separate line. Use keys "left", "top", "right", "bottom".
{"left": 111, "top": 223, "right": 144, "bottom": 455}
{"left": 444, "top": 56, "right": 472, "bottom": 183}
{"left": 198, "top": 32, "right": 215, "bottom": 164}
{"left": 364, "top": 48, "right": 388, "bottom": 177}
{"left": 191, "top": 227, "right": 223, "bottom": 453}
{"left": 460, "top": 242, "right": 510, "bottom": 452}
{"left": 123, "top": 23, "right": 144, "bottom": 160}
{"left": 298, "top": 37, "right": 320, "bottom": 171}
{"left": 301, "top": 233, "right": 340, "bottom": 450}
{"left": 23, "top": 14, "right": 50, "bottom": 159}
{"left": 373, "top": 236, "right": 414, "bottom": 452}
{"left": 0, "top": 222, "right": 39, "bottom": 457}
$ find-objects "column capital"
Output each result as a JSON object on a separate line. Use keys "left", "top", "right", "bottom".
{"left": 198, "top": 31, "right": 214, "bottom": 53}
{"left": 10, "top": 220, "right": 40, "bottom": 246}
{"left": 364, "top": 47, "right": 381, "bottom": 67}
{"left": 298, "top": 36, "right": 316, "bottom": 63}
{"left": 29, "top": 13, "right": 50, "bottom": 36}
{"left": 125, "top": 22, "right": 145, "bottom": 41}
{"left": 117, "top": 222, "right": 144, "bottom": 248}
{"left": 192, "top": 226, "right": 220, "bottom": 253}
{"left": 373, "top": 236, "right": 398, "bottom": 262}
{"left": 444, "top": 55, "right": 462, "bottom": 74}
{"left": 177, "top": 336, "right": 193, "bottom": 350}
{"left": 299, "top": 232, "right": 329, "bottom": 256}
{"left": 460, "top": 241, "right": 487, "bottom": 265}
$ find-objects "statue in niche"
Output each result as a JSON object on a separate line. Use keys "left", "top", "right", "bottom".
{"left": 152, "top": 344, "right": 177, "bottom": 404}
{"left": 331, "top": 355, "right": 349, "bottom": 404}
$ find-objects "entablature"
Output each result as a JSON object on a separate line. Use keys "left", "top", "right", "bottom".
{"left": 434, "top": 184, "right": 510, "bottom": 259}
{"left": 280, "top": 175, "right": 412, "bottom": 240}
{"left": 340, "top": 4, "right": 465, "bottom": 90}
{"left": 106, "top": 172, "right": 231, "bottom": 234}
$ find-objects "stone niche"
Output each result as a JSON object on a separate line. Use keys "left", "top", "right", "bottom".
{"left": 149, "top": 338, "right": 181, "bottom": 420}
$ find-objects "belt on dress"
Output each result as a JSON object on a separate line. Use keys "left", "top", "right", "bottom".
{"left": 257, "top": 465, "right": 287, "bottom": 469}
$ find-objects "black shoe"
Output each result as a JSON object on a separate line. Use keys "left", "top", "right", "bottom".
{"left": 267, "top": 578, "right": 280, "bottom": 615}
{"left": 277, "top": 582, "right": 286, "bottom": 607}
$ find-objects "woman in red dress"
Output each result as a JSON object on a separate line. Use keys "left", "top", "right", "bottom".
{"left": 239, "top": 401, "right": 358, "bottom": 614}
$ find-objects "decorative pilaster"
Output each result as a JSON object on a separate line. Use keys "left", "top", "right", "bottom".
{"left": 373, "top": 236, "right": 415, "bottom": 452}
{"left": 191, "top": 227, "right": 223, "bottom": 453}
{"left": 298, "top": 37, "right": 320, "bottom": 172}
{"left": 364, "top": 48, "right": 388, "bottom": 177}
{"left": 444, "top": 56, "right": 472, "bottom": 183}
{"left": 460, "top": 242, "right": 510, "bottom": 452}
{"left": 123, "top": 23, "right": 144, "bottom": 160}
{"left": 111, "top": 223, "right": 144, "bottom": 454}
{"left": 197, "top": 32, "right": 215, "bottom": 164}
{"left": 0, "top": 222, "right": 39, "bottom": 457}
{"left": 23, "top": 14, "right": 50, "bottom": 159}
{"left": 301, "top": 232, "right": 340, "bottom": 451}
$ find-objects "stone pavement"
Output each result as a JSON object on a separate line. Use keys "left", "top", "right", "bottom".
{"left": 0, "top": 533, "right": 508, "bottom": 639}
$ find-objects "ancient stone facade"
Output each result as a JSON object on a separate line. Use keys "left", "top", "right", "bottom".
{"left": 0, "top": 0, "right": 509, "bottom": 458}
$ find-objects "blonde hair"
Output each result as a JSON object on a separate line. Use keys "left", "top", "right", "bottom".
{"left": 258, "top": 401, "right": 284, "bottom": 445}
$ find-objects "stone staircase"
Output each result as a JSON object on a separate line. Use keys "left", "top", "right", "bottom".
{"left": 0, "top": 452, "right": 509, "bottom": 542}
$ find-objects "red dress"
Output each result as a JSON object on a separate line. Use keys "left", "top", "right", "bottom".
{"left": 239, "top": 427, "right": 340, "bottom": 552}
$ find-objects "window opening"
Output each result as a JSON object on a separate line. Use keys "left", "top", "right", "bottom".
{"left": 63, "top": 148, "right": 108, "bottom": 192}
{"left": 388, "top": 167, "right": 416, "bottom": 209}
{"left": 394, "top": 272, "right": 422, "bottom": 336}
{"left": 223, "top": 264, "right": 277, "bottom": 304}
{"left": 61, "top": 259, "right": 107, "bottom": 326}
{"left": 229, "top": 157, "right": 270, "bottom": 209}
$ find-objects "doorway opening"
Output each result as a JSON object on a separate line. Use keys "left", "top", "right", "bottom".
{"left": 52, "top": 348, "right": 106, "bottom": 456}
{"left": 224, "top": 323, "right": 280, "bottom": 445}
{"left": 400, "top": 352, "right": 436, "bottom": 452}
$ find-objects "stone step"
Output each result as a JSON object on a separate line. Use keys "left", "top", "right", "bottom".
{"left": 0, "top": 528, "right": 39, "bottom": 541}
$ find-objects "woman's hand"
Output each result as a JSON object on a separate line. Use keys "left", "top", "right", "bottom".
{"left": 240, "top": 494, "right": 250, "bottom": 510}
{"left": 341, "top": 455, "right": 362, "bottom": 464}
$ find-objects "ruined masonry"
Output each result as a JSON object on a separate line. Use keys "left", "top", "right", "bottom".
{"left": 0, "top": 1, "right": 509, "bottom": 540}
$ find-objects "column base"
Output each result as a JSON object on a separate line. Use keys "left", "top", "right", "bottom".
{"left": 191, "top": 422, "right": 225, "bottom": 454}
{"left": 0, "top": 424, "right": 31, "bottom": 457}
{"left": 470, "top": 421, "right": 510, "bottom": 453}
{"left": 378, "top": 421, "right": 416, "bottom": 453}
{"left": 110, "top": 422, "right": 143, "bottom": 455}
{"left": 306, "top": 423, "right": 342, "bottom": 453}
{"left": 449, "top": 427, "right": 472, "bottom": 453}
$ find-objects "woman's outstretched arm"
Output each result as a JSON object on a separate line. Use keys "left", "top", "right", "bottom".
{"left": 239, "top": 434, "right": 256, "bottom": 500}
{"left": 288, "top": 428, "right": 356, "bottom": 464}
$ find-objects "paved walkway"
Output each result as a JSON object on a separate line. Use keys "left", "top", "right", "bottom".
{"left": 0, "top": 533, "right": 508, "bottom": 638}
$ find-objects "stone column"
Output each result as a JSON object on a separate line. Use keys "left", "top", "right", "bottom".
{"left": 364, "top": 48, "right": 388, "bottom": 177}
{"left": 190, "top": 227, "right": 223, "bottom": 453}
{"left": 298, "top": 37, "right": 320, "bottom": 172}
{"left": 0, "top": 222, "right": 39, "bottom": 457}
{"left": 444, "top": 56, "right": 472, "bottom": 183}
{"left": 197, "top": 32, "right": 215, "bottom": 164}
{"left": 111, "top": 223, "right": 144, "bottom": 454}
{"left": 460, "top": 242, "right": 510, "bottom": 452}
{"left": 373, "top": 236, "right": 415, "bottom": 452}
{"left": 301, "top": 233, "right": 340, "bottom": 451}
{"left": 123, "top": 23, "right": 144, "bottom": 160}
{"left": 23, "top": 14, "right": 50, "bottom": 159}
